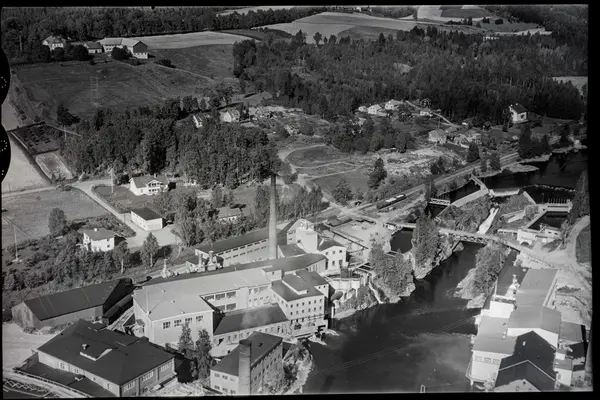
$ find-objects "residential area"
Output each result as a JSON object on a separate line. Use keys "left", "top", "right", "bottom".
{"left": 1, "top": 4, "right": 590, "bottom": 397}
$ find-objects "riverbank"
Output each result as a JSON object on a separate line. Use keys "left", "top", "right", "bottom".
{"left": 332, "top": 286, "right": 379, "bottom": 320}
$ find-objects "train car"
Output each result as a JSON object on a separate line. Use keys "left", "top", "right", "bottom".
{"left": 376, "top": 193, "right": 406, "bottom": 210}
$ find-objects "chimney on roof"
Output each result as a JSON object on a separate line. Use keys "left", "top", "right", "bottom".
{"left": 238, "top": 339, "right": 252, "bottom": 395}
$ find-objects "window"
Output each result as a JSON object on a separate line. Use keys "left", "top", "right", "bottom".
{"left": 59, "top": 362, "right": 65, "bottom": 370}
{"left": 160, "top": 364, "right": 171, "bottom": 372}
{"left": 332, "top": 260, "right": 336, "bottom": 267}
{"left": 125, "top": 381, "right": 135, "bottom": 390}
{"left": 174, "top": 319, "right": 182, "bottom": 327}
{"left": 142, "top": 371, "right": 154, "bottom": 382}
{"left": 215, "top": 385, "right": 221, "bottom": 391}
{"left": 106, "top": 383, "right": 111, "bottom": 390}
{"left": 339, "top": 250, "right": 342, "bottom": 254}
{"left": 226, "top": 291, "right": 236, "bottom": 298}
{"left": 214, "top": 373, "right": 220, "bottom": 378}
{"left": 222, "top": 375, "right": 228, "bottom": 381}
{"left": 217, "top": 305, "right": 225, "bottom": 311}
{"left": 308, "top": 300, "right": 311, "bottom": 305}
{"left": 196, "top": 315, "right": 203, "bottom": 323}
{"left": 226, "top": 303, "right": 236, "bottom": 311}
{"left": 483, "top": 357, "right": 491, "bottom": 363}
{"left": 325, "top": 252, "right": 329, "bottom": 256}
{"left": 302, "top": 302, "right": 305, "bottom": 306}
{"left": 185, "top": 317, "right": 192, "bottom": 325}
{"left": 92, "top": 377, "right": 96, "bottom": 382}
{"left": 216, "top": 293, "right": 226, "bottom": 301}
{"left": 204, "top": 295, "right": 215, "bottom": 301}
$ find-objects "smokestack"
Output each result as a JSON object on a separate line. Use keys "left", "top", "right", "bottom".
{"left": 269, "top": 174, "right": 278, "bottom": 260}
{"left": 585, "top": 327, "right": 592, "bottom": 376}
{"left": 238, "top": 339, "right": 252, "bottom": 395}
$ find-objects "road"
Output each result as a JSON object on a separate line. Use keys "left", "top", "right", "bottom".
{"left": 71, "top": 179, "right": 181, "bottom": 249}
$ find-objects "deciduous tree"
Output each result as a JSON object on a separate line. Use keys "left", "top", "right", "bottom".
{"left": 48, "top": 208, "right": 67, "bottom": 236}
{"left": 368, "top": 158, "right": 387, "bottom": 190}
{"left": 112, "top": 241, "right": 129, "bottom": 274}
{"left": 141, "top": 233, "right": 159, "bottom": 268}
{"left": 332, "top": 179, "right": 353, "bottom": 205}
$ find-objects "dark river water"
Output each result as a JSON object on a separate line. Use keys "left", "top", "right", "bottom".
{"left": 304, "top": 150, "right": 588, "bottom": 394}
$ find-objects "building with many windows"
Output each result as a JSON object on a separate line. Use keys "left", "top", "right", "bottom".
{"left": 210, "top": 332, "right": 283, "bottom": 395}
{"left": 81, "top": 228, "right": 115, "bottom": 252}
{"left": 26, "top": 320, "right": 175, "bottom": 397}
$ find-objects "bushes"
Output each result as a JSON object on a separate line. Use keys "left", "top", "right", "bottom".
{"left": 473, "top": 243, "right": 508, "bottom": 294}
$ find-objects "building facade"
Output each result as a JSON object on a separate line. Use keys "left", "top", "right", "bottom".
{"left": 131, "top": 208, "right": 163, "bottom": 231}
{"left": 129, "top": 175, "right": 169, "bottom": 196}
{"left": 82, "top": 228, "right": 115, "bottom": 252}
{"left": 509, "top": 104, "right": 528, "bottom": 124}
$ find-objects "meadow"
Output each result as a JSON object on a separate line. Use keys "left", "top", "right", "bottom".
{"left": 130, "top": 31, "right": 247, "bottom": 49}
{"left": 2, "top": 137, "right": 49, "bottom": 193}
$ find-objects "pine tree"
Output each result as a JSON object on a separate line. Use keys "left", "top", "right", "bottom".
{"left": 480, "top": 156, "right": 488, "bottom": 173}
{"left": 368, "top": 158, "right": 387, "bottom": 189}
{"left": 466, "top": 143, "right": 480, "bottom": 163}
{"left": 489, "top": 152, "right": 501, "bottom": 171}
{"left": 193, "top": 329, "right": 214, "bottom": 381}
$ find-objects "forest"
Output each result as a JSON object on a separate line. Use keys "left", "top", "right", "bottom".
{"left": 1, "top": 6, "right": 327, "bottom": 63}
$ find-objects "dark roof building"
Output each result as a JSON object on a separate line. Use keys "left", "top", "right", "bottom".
{"left": 213, "top": 305, "right": 288, "bottom": 336}
{"left": 81, "top": 227, "right": 115, "bottom": 241}
{"left": 211, "top": 332, "right": 282, "bottom": 377}
{"left": 131, "top": 207, "right": 162, "bottom": 221}
{"left": 495, "top": 331, "right": 556, "bottom": 392}
{"left": 317, "top": 238, "right": 344, "bottom": 252}
{"left": 510, "top": 103, "right": 528, "bottom": 114}
{"left": 195, "top": 227, "right": 282, "bottom": 255}
{"left": 12, "top": 279, "right": 134, "bottom": 330}
{"left": 34, "top": 320, "right": 175, "bottom": 397}
{"left": 85, "top": 41, "right": 103, "bottom": 50}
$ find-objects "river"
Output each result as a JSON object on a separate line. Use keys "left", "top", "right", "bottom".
{"left": 304, "top": 150, "right": 588, "bottom": 394}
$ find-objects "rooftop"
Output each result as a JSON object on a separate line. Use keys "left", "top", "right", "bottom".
{"left": 476, "top": 316, "right": 509, "bottom": 337}
{"left": 132, "top": 285, "right": 213, "bottom": 321}
{"left": 195, "top": 227, "right": 283, "bottom": 254}
{"left": 271, "top": 279, "right": 323, "bottom": 302}
{"left": 282, "top": 275, "right": 310, "bottom": 293}
{"left": 213, "top": 305, "right": 289, "bottom": 336}
{"left": 294, "top": 269, "right": 328, "bottom": 287}
{"left": 85, "top": 41, "right": 103, "bottom": 49}
{"left": 211, "top": 332, "right": 282, "bottom": 377}
{"left": 278, "top": 244, "right": 306, "bottom": 257}
{"left": 130, "top": 174, "right": 169, "bottom": 188}
{"left": 510, "top": 103, "right": 528, "bottom": 114}
{"left": 559, "top": 321, "right": 585, "bottom": 344}
{"left": 37, "top": 320, "right": 174, "bottom": 386}
{"left": 472, "top": 335, "right": 517, "bottom": 355}
{"left": 21, "top": 279, "right": 132, "bottom": 321}
{"left": 216, "top": 206, "right": 244, "bottom": 219}
{"left": 514, "top": 268, "right": 557, "bottom": 307}
{"left": 131, "top": 207, "right": 162, "bottom": 221}
{"left": 317, "top": 238, "right": 344, "bottom": 252}
{"left": 508, "top": 306, "right": 561, "bottom": 335}
{"left": 81, "top": 227, "right": 115, "bottom": 241}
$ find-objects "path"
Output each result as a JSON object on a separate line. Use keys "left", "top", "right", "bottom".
{"left": 2, "top": 186, "right": 55, "bottom": 199}
{"left": 71, "top": 179, "right": 180, "bottom": 249}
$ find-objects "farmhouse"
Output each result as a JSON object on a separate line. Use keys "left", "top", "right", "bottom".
{"left": 131, "top": 207, "right": 163, "bottom": 231}
{"left": 42, "top": 36, "right": 66, "bottom": 49}
{"left": 132, "top": 269, "right": 273, "bottom": 346}
{"left": 81, "top": 227, "right": 115, "bottom": 252}
{"left": 428, "top": 129, "right": 447, "bottom": 145}
{"left": 509, "top": 103, "right": 528, "bottom": 124}
{"left": 215, "top": 206, "right": 246, "bottom": 223}
{"left": 29, "top": 319, "right": 175, "bottom": 397}
{"left": 212, "top": 304, "right": 290, "bottom": 347}
{"left": 11, "top": 279, "right": 134, "bottom": 330}
{"left": 129, "top": 174, "right": 169, "bottom": 196}
{"left": 220, "top": 109, "right": 241, "bottom": 123}
{"left": 99, "top": 38, "right": 149, "bottom": 59}
{"left": 84, "top": 41, "right": 103, "bottom": 54}
{"left": 210, "top": 332, "right": 283, "bottom": 395}
{"left": 367, "top": 104, "right": 383, "bottom": 115}
{"left": 385, "top": 99, "right": 402, "bottom": 111}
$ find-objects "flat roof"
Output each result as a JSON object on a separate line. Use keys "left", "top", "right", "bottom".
{"left": 278, "top": 244, "right": 306, "bottom": 257}
{"left": 282, "top": 275, "right": 310, "bottom": 293}
{"left": 213, "top": 305, "right": 288, "bottom": 336}
{"left": 473, "top": 335, "right": 517, "bottom": 355}
{"left": 271, "top": 280, "right": 323, "bottom": 302}
{"left": 211, "top": 332, "right": 282, "bottom": 377}
{"left": 21, "top": 279, "right": 132, "bottom": 321}
{"left": 514, "top": 268, "right": 557, "bottom": 307}
{"left": 131, "top": 207, "right": 162, "bottom": 221}
{"left": 477, "top": 316, "right": 509, "bottom": 337}
{"left": 508, "top": 306, "right": 561, "bottom": 334}
{"left": 560, "top": 321, "right": 585, "bottom": 343}
{"left": 132, "top": 285, "right": 213, "bottom": 322}
{"left": 294, "top": 270, "right": 328, "bottom": 287}
{"left": 37, "top": 320, "right": 174, "bottom": 386}
{"left": 195, "top": 227, "right": 283, "bottom": 254}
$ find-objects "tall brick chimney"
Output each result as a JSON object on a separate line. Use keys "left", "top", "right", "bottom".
{"left": 238, "top": 339, "right": 252, "bottom": 395}
{"left": 269, "top": 174, "right": 278, "bottom": 260}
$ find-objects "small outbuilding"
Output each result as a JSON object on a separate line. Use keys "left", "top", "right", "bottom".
{"left": 131, "top": 207, "right": 164, "bottom": 231}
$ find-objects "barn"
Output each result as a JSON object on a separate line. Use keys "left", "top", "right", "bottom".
{"left": 11, "top": 279, "right": 134, "bottom": 330}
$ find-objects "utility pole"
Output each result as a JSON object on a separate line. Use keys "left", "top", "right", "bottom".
{"left": 13, "top": 225, "right": 18, "bottom": 262}
{"left": 110, "top": 167, "right": 114, "bottom": 193}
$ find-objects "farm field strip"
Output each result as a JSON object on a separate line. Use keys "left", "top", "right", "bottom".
{"left": 130, "top": 31, "right": 249, "bottom": 49}
{"left": 2, "top": 137, "right": 50, "bottom": 194}
{"left": 218, "top": 6, "right": 298, "bottom": 16}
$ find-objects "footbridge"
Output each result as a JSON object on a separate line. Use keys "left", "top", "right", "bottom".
{"left": 429, "top": 198, "right": 451, "bottom": 207}
{"left": 470, "top": 174, "right": 487, "bottom": 190}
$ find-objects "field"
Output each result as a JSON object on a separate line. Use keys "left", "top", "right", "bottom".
{"left": 11, "top": 123, "right": 61, "bottom": 155}
{"left": 34, "top": 152, "right": 74, "bottom": 180}
{"left": 94, "top": 185, "right": 160, "bottom": 214}
{"left": 2, "top": 136, "right": 49, "bottom": 193}
{"left": 151, "top": 44, "right": 235, "bottom": 79}
{"left": 439, "top": 5, "right": 496, "bottom": 19}
{"left": 1, "top": 189, "right": 108, "bottom": 247}
{"left": 13, "top": 60, "right": 218, "bottom": 122}
{"left": 260, "top": 12, "right": 420, "bottom": 44}
{"left": 313, "top": 168, "right": 371, "bottom": 195}
{"left": 130, "top": 31, "right": 247, "bottom": 49}
{"left": 337, "top": 25, "right": 405, "bottom": 41}
{"left": 287, "top": 146, "right": 350, "bottom": 167}
{"left": 553, "top": 76, "right": 588, "bottom": 96}
{"left": 576, "top": 224, "right": 591, "bottom": 264}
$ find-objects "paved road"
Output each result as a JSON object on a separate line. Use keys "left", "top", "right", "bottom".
{"left": 71, "top": 179, "right": 181, "bottom": 249}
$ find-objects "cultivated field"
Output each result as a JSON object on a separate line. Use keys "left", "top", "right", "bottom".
{"left": 1, "top": 189, "right": 108, "bottom": 246}
{"left": 218, "top": 6, "right": 298, "bottom": 16}
{"left": 34, "top": 152, "right": 74, "bottom": 180}
{"left": 13, "top": 61, "right": 217, "bottom": 122}
{"left": 553, "top": 76, "right": 588, "bottom": 96}
{"left": 439, "top": 5, "right": 496, "bottom": 19}
{"left": 2, "top": 136, "right": 49, "bottom": 193}
{"left": 130, "top": 31, "right": 247, "bottom": 50}
{"left": 260, "top": 12, "right": 420, "bottom": 43}
{"left": 152, "top": 44, "right": 235, "bottom": 79}
{"left": 11, "top": 123, "right": 61, "bottom": 155}
{"left": 287, "top": 146, "right": 350, "bottom": 168}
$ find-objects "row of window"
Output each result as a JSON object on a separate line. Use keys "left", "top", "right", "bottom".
{"left": 324, "top": 249, "right": 344, "bottom": 256}
{"left": 214, "top": 385, "right": 236, "bottom": 394}
{"left": 59, "top": 361, "right": 112, "bottom": 391}
{"left": 163, "top": 315, "right": 204, "bottom": 329}
{"left": 289, "top": 307, "right": 321, "bottom": 316}
{"left": 474, "top": 355, "right": 501, "bottom": 365}
{"left": 222, "top": 239, "right": 267, "bottom": 255}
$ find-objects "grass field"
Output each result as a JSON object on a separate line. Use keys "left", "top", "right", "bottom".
{"left": 2, "top": 137, "right": 49, "bottom": 193}
{"left": 576, "top": 224, "right": 591, "bottom": 264}
{"left": 440, "top": 5, "right": 495, "bottom": 19}
{"left": 287, "top": 146, "right": 350, "bottom": 167}
{"left": 95, "top": 185, "right": 159, "bottom": 214}
{"left": 337, "top": 25, "right": 404, "bottom": 41}
{"left": 313, "top": 168, "right": 370, "bottom": 195}
{"left": 14, "top": 60, "right": 218, "bottom": 122}
{"left": 130, "top": 31, "right": 247, "bottom": 50}
{"left": 152, "top": 44, "right": 235, "bottom": 79}
{"left": 261, "top": 12, "right": 420, "bottom": 44}
{"left": 2, "top": 189, "right": 108, "bottom": 246}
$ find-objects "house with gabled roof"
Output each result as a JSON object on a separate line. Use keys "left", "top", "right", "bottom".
{"left": 220, "top": 109, "right": 241, "bottom": 123}
{"left": 11, "top": 279, "right": 134, "bottom": 330}
{"left": 42, "top": 36, "right": 66, "bottom": 49}
{"left": 129, "top": 174, "right": 169, "bottom": 196}
{"left": 25, "top": 319, "right": 175, "bottom": 397}
{"left": 99, "top": 37, "right": 148, "bottom": 59}
{"left": 81, "top": 227, "right": 115, "bottom": 252}
{"left": 385, "top": 99, "right": 403, "bottom": 111}
{"left": 509, "top": 103, "right": 528, "bottom": 124}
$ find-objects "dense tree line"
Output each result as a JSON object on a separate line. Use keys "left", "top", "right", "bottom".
{"left": 233, "top": 22, "right": 585, "bottom": 138}
{"left": 1, "top": 6, "right": 326, "bottom": 63}
{"left": 568, "top": 171, "right": 589, "bottom": 224}
{"left": 369, "top": 241, "right": 413, "bottom": 295}
{"left": 411, "top": 212, "right": 440, "bottom": 268}
{"left": 517, "top": 124, "right": 552, "bottom": 159}
{"left": 473, "top": 243, "right": 509, "bottom": 294}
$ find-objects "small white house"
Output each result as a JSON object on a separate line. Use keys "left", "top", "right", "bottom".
{"left": 129, "top": 175, "right": 169, "bottom": 196}
{"left": 192, "top": 114, "right": 211, "bottom": 129}
{"left": 420, "top": 108, "right": 433, "bottom": 117}
{"left": 220, "top": 109, "right": 240, "bottom": 123}
{"left": 84, "top": 41, "right": 103, "bottom": 54}
{"left": 367, "top": 104, "right": 383, "bottom": 115}
{"left": 509, "top": 104, "right": 528, "bottom": 124}
{"left": 428, "top": 129, "right": 447, "bottom": 144}
{"left": 82, "top": 228, "right": 115, "bottom": 252}
{"left": 131, "top": 208, "right": 163, "bottom": 231}
{"left": 42, "top": 36, "right": 66, "bottom": 49}
{"left": 385, "top": 99, "right": 402, "bottom": 111}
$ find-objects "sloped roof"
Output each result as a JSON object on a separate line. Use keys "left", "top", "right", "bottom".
{"left": 195, "top": 227, "right": 284, "bottom": 254}
{"left": 560, "top": 321, "right": 585, "bottom": 344}
{"left": 21, "top": 279, "right": 132, "bottom": 321}
{"left": 81, "top": 227, "right": 115, "bottom": 241}
{"left": 130, "top": 174, "right": 169, "bottom": 188}
{"left": 44, "top": 36, "right": 65, "bottom": 45}
{"left": 317, "top": 238, "right": 344, "bottom": 251}
{"left": 85, "top": 41, "right": 103, "bottom": 49}
{"left": 473, "top": 335, "right": 517, "bottom": 355}
{"left": 131, "top": 207, "right": 162, "bottom": 221}
{"left": 278, "top": 244, "right": 306, "bottom": 257}
{"left": 510, "top": 103, "right": 528, "bottom": 114}
{"left": 514, "top": 268, "right": 557, "bottom": 307}
{"left": 217, "top": 206, "right": 243, "bottom": 219}
{"left": 213, "top": 305, "right": 288, "bottom": 336}
{"left": 211, "top": 332, "right": 282, "bottom": 376}
{"left": 282, "top": 275, "right": 310, "bottom": 293}
{"left": 508, "top": 306, "right": 561, "bottom": 334}
{"left": 37, "top": 320, "right": 174, "bottom": 386}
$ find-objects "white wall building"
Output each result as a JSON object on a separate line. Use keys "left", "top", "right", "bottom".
{"left": 82, "top": 228, "right": 115, "bottom": 252}
{"left": 131, "top": 208, "right": 163, "bottom": 231}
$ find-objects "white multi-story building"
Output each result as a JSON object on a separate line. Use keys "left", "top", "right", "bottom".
{"left": 81, "top": 228, "right": 115, "bottom": 252}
